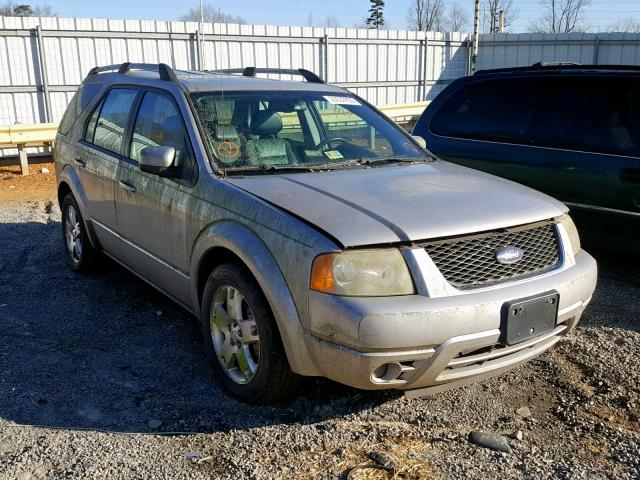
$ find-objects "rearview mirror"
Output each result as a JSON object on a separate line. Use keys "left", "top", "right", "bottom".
{"left": 412, "top": 135, "right": 427, "bottom": 149}
{"left": 139, "top": 146, "right": 176, "bottom": 175}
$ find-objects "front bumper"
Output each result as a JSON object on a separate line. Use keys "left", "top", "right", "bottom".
{"left": 304, "top": 250, "right": 597, "bottom": 395}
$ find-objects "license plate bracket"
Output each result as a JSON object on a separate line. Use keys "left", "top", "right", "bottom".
{"left": 500, "top": 291, "right": 559, "bottom": 345}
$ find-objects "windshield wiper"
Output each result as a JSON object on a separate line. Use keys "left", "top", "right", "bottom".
{"left": 357, "top": 157, "right": 425, "bottom": 165}
{"left": 223, "top": 164, "right": 317, "bottom": 175}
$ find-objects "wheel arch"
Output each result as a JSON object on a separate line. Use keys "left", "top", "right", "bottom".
{"left": 57, "top": 166, "right": 101, "bottom": 250}
{"left": 191, "top": 221, "right": 318, "bottom": 376}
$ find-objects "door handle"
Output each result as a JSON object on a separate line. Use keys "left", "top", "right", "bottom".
{"left": 621, "top": 168, "right": 640, "bottom": 183}
{"left": 74, "top": 158, "right": 86, "bottom": 168}
{"left": 118, "top": 180, "right": 136, "bottom": 193}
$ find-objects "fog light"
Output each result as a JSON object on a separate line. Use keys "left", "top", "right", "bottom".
{"left": 372, "top": 362, "right": 403, "bottom": 382}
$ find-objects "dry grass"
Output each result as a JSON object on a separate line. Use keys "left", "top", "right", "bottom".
{"left": 297, "top": 433, "right": 442, "bottom": 480}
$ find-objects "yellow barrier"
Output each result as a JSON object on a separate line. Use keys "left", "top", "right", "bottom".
{"left": 379, "top": 101, "right": 429, "bottom": 124}
{"left": 0, "top": 123, "right": 58, "bottom": 175}
{"left": 0, "top": 102, "right": 428, "bottom": 176}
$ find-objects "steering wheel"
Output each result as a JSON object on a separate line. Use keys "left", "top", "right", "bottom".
{"left": 314, "top": 137, "right": 347, "bottom": 151}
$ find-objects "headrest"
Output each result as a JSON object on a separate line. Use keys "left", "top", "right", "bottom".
{"left": 250, "top": 111, "right": 282, "bottom": 136}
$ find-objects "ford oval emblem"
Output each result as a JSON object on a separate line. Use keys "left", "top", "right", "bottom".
{"left": 495, "top": 246, "right": 524, "bottom": 264}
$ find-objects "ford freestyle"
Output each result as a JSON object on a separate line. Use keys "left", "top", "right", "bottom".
{"left": 55, "top": 63, "right": 597, "bottom": 403}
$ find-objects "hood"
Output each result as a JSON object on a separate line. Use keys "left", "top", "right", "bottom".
{"left": 227, "top": 162, "right": 568, "bottom": 247}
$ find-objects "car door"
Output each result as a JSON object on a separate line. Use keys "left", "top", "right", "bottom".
{"left": 77, "top": 87, "right": 140, "bottom": 257}
{"left": 114, "top": 89, "right": 197, "bottom": 306}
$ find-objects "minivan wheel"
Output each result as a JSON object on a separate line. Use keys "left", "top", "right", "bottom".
{"left": 61, "top": 193, "right": 97, "bottom": 272}
{"left": 201, "top": 263, "right": 299, "bottom": 403}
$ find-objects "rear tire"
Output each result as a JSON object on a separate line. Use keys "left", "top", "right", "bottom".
{"left": 61, "top": 193, "right": 98, "bottom": 272}
{"left": 201, "top": 263, "right": 299, "bottom": 403}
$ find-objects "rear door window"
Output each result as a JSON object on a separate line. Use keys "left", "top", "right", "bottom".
{"left": 532, "top": 76, "right": 640, "bottom": 157}
{"left": 91, "top": 88, "right": 139, "bottom": 155}
{"left": 430, "top": 78, "right": 537, "bottom": 145}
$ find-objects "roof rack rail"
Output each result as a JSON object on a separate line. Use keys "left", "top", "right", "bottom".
{"left": 210, "top": 67, "right": 324, "bottom": 84}
{"left": 475, "top": 62, "right": 640, "bottom": 76}
{"left": 531, "top": 61, "right": 580, "bottom": 67}
{"left": 88, "top": 63, "right": 178, "bottom": 82}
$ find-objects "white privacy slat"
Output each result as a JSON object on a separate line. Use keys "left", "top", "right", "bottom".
{"left": 3, "top": 15, "right": 640, "bottom": 130}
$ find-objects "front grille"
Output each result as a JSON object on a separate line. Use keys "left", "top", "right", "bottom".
{"left": 420, "top": 222, "right": 560, "bottom": 289}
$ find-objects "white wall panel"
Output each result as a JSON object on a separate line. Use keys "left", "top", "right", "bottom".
{"left": 1, "top": 14, "right": 638, "bottom": 141}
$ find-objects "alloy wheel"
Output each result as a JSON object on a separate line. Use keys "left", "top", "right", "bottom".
{"left": 65, "top": 204, "right": 83, "bottom": 263}
{"left": 209, "top": 285, "right": 261, "bottom": 384}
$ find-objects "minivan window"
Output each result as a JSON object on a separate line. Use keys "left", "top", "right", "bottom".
{"left": 130, "top": 91, "right": 191, "bottom": 166}
{"left": 532, "top": 77, "right": 640, "bottom": 157}
{"left": 430, "top": 78, "right": 536, "bottom": 145}
{"left": 91, "top": 88, "right": 138, "bottom": 154}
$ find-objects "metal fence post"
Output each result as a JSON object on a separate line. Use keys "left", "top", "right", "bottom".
{"left": 593, "top": 36, "right": 600, "bottom": 65}
{"left": 322, "top": 34, "right": 329, "bottom": 82}
{"left": 196, "top": 30, "right": 202, "bottom": 70}
{"left": 34, "top": 25, "right": 52, "bottom": 123}
{"left": 418, "top": 39, "right": 424, "bottom": 101}
{"left": 422, "top": 37, "right": 429, "bottom": 101}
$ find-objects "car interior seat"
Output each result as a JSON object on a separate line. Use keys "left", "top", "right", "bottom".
{"left": 197, "top": 97, "right": 242, "bottom": 165}
{"left": 245, "top": 110, "right": 297, "bottom": 166}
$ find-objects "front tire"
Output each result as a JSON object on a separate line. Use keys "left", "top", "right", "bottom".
{"left": 201, "top": 263, "right": 299, "bottom": 403}
{"left": 61, "top": 193, "right": 98, "bottom": 272}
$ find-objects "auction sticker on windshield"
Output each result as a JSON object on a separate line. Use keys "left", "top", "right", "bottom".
{"left": 324, "top": 96, "right": 361, "bottom": 106}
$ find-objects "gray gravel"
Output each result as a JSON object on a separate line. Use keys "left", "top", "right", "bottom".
{"left": 0, "top": 200, "right": 638, "bottom": 479}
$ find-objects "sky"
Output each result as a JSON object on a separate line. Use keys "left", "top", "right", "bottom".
{"left": 41, "top": 0, "right": 640, "bottom": 33}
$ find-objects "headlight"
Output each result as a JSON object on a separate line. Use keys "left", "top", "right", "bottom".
{"left": 310, "top": 249, "right": 414, "bottom": 296}
{"left": 558, "top": 214, "right": 581, "bottom": 255}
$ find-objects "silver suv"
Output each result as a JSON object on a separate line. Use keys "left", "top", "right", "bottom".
{"left": 55, "top": 63, "right": 597, "bottom": 403}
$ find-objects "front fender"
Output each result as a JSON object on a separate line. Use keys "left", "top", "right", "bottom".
{"left": 190, "top": 221, "right": 318, "bottom": 376}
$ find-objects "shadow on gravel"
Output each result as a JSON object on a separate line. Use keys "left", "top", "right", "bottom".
{"left": 0, "top": 220, "right": 399, "bottom": 435}
{"left": 579, "top": 245, "right": 640, "bottom": 333}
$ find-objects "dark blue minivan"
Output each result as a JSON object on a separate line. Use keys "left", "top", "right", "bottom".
{"left": 413, "top": 64, "right": 640, "bottom": 250}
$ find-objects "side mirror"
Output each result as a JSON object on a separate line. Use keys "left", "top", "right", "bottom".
{"left": 139, "top": 146, "right": 176, "bottom": 175}
{"left": 412, "top": 135, "right": 427, "bottom": 149}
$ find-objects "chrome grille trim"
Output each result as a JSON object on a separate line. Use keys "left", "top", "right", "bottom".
{"left": 419, "top": 222, "right": 561, "bottom": 289}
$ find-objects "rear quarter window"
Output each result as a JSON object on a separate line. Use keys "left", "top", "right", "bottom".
{"left": 58, "top": 83, "right": 102, "bottom": 136}
{"left": 532, "top": 76, "right": 640, "bottom": 157}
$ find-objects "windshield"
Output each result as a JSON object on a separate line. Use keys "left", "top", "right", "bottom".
{"left": 191, "top": 91, "right": 429, "bottom": 172}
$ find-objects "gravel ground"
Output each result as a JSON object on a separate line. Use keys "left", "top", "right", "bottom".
{"left": 0, "top": 195, "right": 638, "bottom": 479}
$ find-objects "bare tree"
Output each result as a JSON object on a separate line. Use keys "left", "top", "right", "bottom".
{"left": 179, "top": 3, "right": 246, "bottom": 24}
{"left": 609, "top": 17, "right": 640, "bottom": 33}
{"left": 407, "top": 0, "right": 444, "bottom": 32}
{"left": 444, "top": 2, "right": 470, "bottom": 32}
{"left": 530, "top": 0, "right": 592, "bottom": 33}
{"left": 484, "top": 0, "right": 517, "bottom": 32}
{"left": 32, "top": 5, "right": 56, "bottom": 16}
{"left": 306, "top": 13, "right": 341, "bottom": 28}
{"left": 353, "top": 16, "right": 369, "bottom": 29}
{"left": 324, "top": 15, "right": 341, "bottom": 28}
